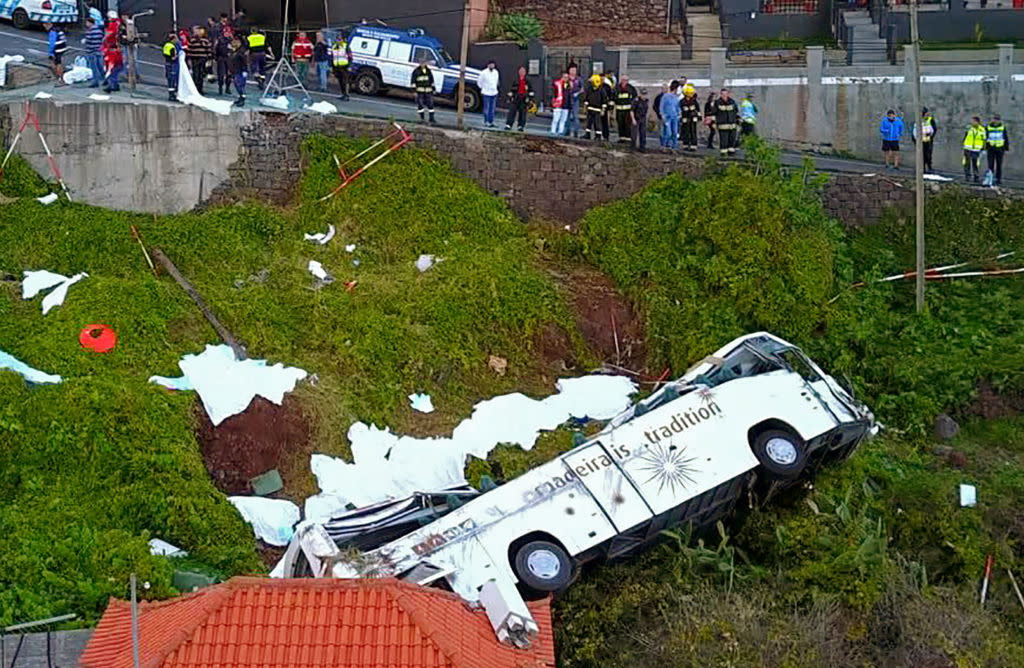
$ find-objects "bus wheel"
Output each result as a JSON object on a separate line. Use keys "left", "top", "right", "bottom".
{"left": 752, "top": 428, "right": 808, "bottom": 480}
{"left": 513, "top": 540, "right": 574, "bottom": 593}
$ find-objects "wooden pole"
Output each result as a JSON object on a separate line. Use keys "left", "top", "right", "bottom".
{"left": 151, "top": 247, "right": 247, "bottom": 360}
{"left": 456, "top": 0, "right": 471, "bottom": 130}
{"left": 910, "top": 0, "right": 925, "bottom": 313}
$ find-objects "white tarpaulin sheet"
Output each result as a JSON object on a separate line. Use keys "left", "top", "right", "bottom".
{"left": 149, "top": 344, "right": 308, "bottom": 426}
{"left": 176, "top": 51, "right": 233, "bottom": 116}
{"left": 304, "top": 100, "right": 337, "bottom": 114}
{"left": 311, "top": 375, "right": 637, "bottom": 508}
{"left": 22, "top": 270, "right": 88, "bottom": 315}
{"left": 228, "top": 496, "right": 301, "bottom": 546}
{"left": 0, "top": 350, "right": 62, "bottom": 384}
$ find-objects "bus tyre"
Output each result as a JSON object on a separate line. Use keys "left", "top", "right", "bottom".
{"left": 513, "top": 540, "right": 574, "bottom": 593}
{"left": 354, "top": 70, "right": 381, "bottom": 96}
{"left": 12, "top": 8, "right": 29, "bottom": 29}
{"left": 752, "top": 428, "right": 808, "bottom": 481}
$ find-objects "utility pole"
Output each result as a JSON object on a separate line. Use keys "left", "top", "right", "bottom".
{"left": 455, "top": 0, "right": 470, "bottom": 130}
{"left": 910, "top": 0, "right": 925, "bottom": 312}
{"left": 130, "top": 573, "right": 140, "bottom": 668}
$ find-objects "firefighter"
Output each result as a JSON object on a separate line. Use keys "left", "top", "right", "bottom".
{"left": 713, "top": 88, "right": 739, "bottom": 155}
{"left": 246, "top": 28, "right": 267, "bottom": 89}
{"left": 411, "top": 59, "right": 436, "bottom": 124}
{"left": 330, "top": 33, "right": 351, "bottom": 100}
{"left": 962, "top": 116, "right": 986, "bottom": 183}
{"left": 985, "top": 114, "right": 1009, "bottom": 186}
{"left": 739, "top": 91, "right": 757, "bottom": 137}
{"left": 919, "top": 107, "right": 937, "bottom": 173}
{"left": 162, "top": 32, "right": 178, "bottom": 101}
{"left": 612, "top": 74, "right": 638, "bottom": 144}
{"left": 600, "top": 72, "right": 615, "bottom": 141}
{"left": 583, "top": 74, "right": 609, "bottom": 141}
{"left": 228, "top": 36, "right": 248, "bottom": 107}
{"left": 679, "top": 83, "right": 701, "bottom": 152}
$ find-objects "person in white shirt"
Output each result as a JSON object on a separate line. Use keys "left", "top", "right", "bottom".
{"left": 479, "top": 61, "right": 500, "bottom": 128}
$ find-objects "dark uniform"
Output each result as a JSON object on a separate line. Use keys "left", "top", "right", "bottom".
{"left": 504, "top": 77, "right": 534, "bottom": 131}
{"left": 680, "top": 93, "right": 701, "bottom": 151}
{"left": 162, "top": 37, "right": 178, "bottom": 101}
{"left": 246, "top": 30, "right": 267, "bottom": 89}
{"left": 331, "top": 38, "right": 350, "bottom": 99}
{"left": 229, "top": 42, "right": 248, "bottom": 106}
{"left": 985, "top": 120, "right": 1009, "bottom": 185}
{"left": 713, "top": 95, "right": 739, "bottom": 155}
{"left": 631, "top": 94, "right": 648, "bottom": 151}
{"left": 187, "top": 35, "right": 212, "bottom": 95}
{"left": 411, "top": 64, "right": 436, "bottom": 123}
{"left": 919, "top": 112, "right": 937, "bottom": 172}
{"left": 214, "top": 33, "right": 231, "bottom": 95}
{"left": 583, "top": 78, "right": 610, "bottom": 141}
{"left": 612, "top": 82, "right": 638, "bottom": 143}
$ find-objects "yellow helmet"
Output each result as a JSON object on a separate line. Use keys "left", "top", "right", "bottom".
{"left": 683, "top": 83, "right": 695, "bottom": 96}
{"left": 590, "top": 74, "right": 602, "bottom": 87}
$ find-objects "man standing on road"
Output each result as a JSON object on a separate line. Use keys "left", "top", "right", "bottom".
{"left": 162, "top": 32, "right": 179, "bottom": 101}
{"left": 631, "top": 87, "right": 649, "bottom": 151}
{"left": 961, "top": 116, "right": 986, "bottom": 183}
{"left": 713, "top": 88, "right": 739, "bottom": 155}
{"left": 739, "top": 91, "right": 758, "bottom": 137}
{"left": 563, "top": 64, "right": 582, "bottom": 138}
{"left": 504, "top": 65, "right": 534, "bottom": 132}
{"left": 229, "top": 36, "right": 248, "bottom": 107}
{"left": 479, "top": 60, "right": 499, "bottom": 128}
{"left": 44, "top": 22, "right": 67, "bottom": 85}
{"left": 101, "top": 20, "right": 123, "bottom": 93}
{"left": 659, "top": 80, "right": 680, "bottom": 149}
{"left": 291, "top": 31, "right": 313, "bottom": 86}
{"left": 918, "top": 108, "right": 937, "bottom": 173}
{"left": 83, "top": 17, "right": 105, "bottom": 89}
{"left": 313, "top": 32, "right": 329, "bottom": 93}
{"left": 583, "top": 73, "right": 608, "bottom": 141}
{"left": 188, "top": 26, "right": 212, "bottom": 95}
{"left": 679, "top": 83, "right": 701, "bottom": 152}
{"left": 550, "top": 71, "right": 569, "bottom": 136}
{"left": 214, "top": 27, "right": 231, "bottom": 95}
{"left": 703, "top": 91, "right": 716, "bottom": 149}
{"left": 613, "top": 74, "right": 638, "bottom": 144}
{"left": 330, "top": 34, "right": 351, "bottom": 100}
{"left": 985, "top": 114, "right": 1009, "bottom": 186}
{"left": 247, "top": 28, "right": 268, "bottom": 89}
{"left": 412, "top": 59, "right": 437, "bottom": 124}
{"left": 880, "top": 109, "right": 904, "bottom": 170}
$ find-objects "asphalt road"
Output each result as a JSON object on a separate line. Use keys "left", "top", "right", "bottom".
{"left": 0, "top": 20, "right": 1018, "bottom": 189}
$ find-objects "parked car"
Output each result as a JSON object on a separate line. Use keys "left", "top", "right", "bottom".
{"left": 345, "top": 24, "right": 483, "bottom": 112}
{"left": 2, "top": 0, "right": 77, "bottom": 30}
{"left": 281, "top": 332, "right": 876, "bottom": 601}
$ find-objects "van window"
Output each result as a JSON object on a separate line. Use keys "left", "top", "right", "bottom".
{"left": 777, "top": 349, "right": 822, "bottom": 383}
{"left": 702, "top": 345, "right": 782, "bottom": 386}
{"left": 386, "top": 41, "right": 412, "bottom": 63}
{"left": 412, "top": 46, "right": 438, "bottom": 66}
{"left": 351, "top": 37, "right": 380, "bottom": 56}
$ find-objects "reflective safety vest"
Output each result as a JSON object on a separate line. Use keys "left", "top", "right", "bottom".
{"left": 413, "top": 67, "right": 434, "bottom": 93}
{"left": 162, "top": 41, "right": 177, "bottom": 62}
{"left": 963, "top": 125, "right": 986, "bottom": 151}
{"left": 614, "top": 86, "right": 634, "bottom": 111}
{"left": 331, "top": 41, "right": 348, "bottom": 67}
{"left": 247, "top": 32, "right": 266, "bottom": 52}
{"left": 740, "top": 98, "right": 756, "bottom": 124}
{"left": 986, "top": 122, "right": 1006, "bottom": 148}
{"left": 921, "top": 115, "right": 935, "bottom": 142}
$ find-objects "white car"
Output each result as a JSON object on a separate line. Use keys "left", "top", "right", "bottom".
{"left": 2, "top": 0, "right": 77, "bottom": 30}
{"left": 280, "top": 332, "right": 876, "bottom": 642}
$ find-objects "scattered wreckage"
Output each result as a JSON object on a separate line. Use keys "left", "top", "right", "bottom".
{"left": 279, "top": 332, "right": 877, "bottom": 647}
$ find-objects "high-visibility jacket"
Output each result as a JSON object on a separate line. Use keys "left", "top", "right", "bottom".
{"left": 613, "top": 83, "right": 637, "bottom": 112}
{"left": 986, "top": 122, "right": 1007, "bottom": 149}
{"left": 412, "top": 66, "right": 434, "bottom": 93}
{"left": 963, "top": 125, "right": 986, "bottom": 151}
{"left": 920, "top": 115, "right": 936, "bottom": 142}
{"left": 739, "top": 98, "right": 757, "bottom": 124}
{"left": 162, "top": 41, "right": 177, "bottom": 62}
{"left": 330, "top": 40, "right": 348, "bottom": 67}
{"left": 247, "top": 32, "right": 266, "bottom": 53}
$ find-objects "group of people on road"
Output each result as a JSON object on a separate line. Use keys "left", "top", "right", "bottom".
{"left": 46, "top": 8, "right": 132, "bottom": 93}
{"left": 880, "top": 108, "right": 1010, "bottom": 185}
{"left": 655, "top": 84, "right": 757, "bottom": 153}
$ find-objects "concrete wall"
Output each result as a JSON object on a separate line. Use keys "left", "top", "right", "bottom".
{"left": 885, "top": 5, "right": 1024, "bottom": 43}
{"left": 0, "top": 101, "right": 248, "bottom": 214}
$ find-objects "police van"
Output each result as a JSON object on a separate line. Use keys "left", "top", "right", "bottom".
{"left": 1, "top": 0, "right": 77, "bottom": 29}
{"left": 346, "top": 24, "right": 483, "bottom": 112}
{"left": 280, "top": 332, "right": 877, "bottom": 643}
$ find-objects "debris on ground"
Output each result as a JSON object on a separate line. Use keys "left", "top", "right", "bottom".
{"left": 960, "top": 483, "right": 977, "bottom": 507}
{"left": 308, "top": 260, "right": 333, "bottom": 282}
{"left": 227, "top": 496, "right": 300, "bottom": 546}
{"left": 345, "top": 244, "right": 356, "bottom": 253}
{"left": 303, "top": 100, "right": 337, "bottom": 114}
{"left": 0, "top": 350, "right": 61, "bottom": 384}
{"left": 249, "top": 469, "right": 284, "bottom": 496}
{"left": 319, "top": 123, "right": 412, "bottom": 202}
{"left": 87, "top": 93, "right": 110, "bottom": 102}
{"left": 309, "top": 374, "right": 636, "bottom": 508}
{"left": 233, "top": 268, "right": 270, "bottom": 289}
{"left": 260, "top": 96, "right": 290, "bottom": 110}
{"left": 79, "top": 324, "right": 118, "bottom": 353}
{"left": 408, "top": 392, "right": 435, "bottom": 413}
{"left": 415, "top": 254, "right": 439, "bottom": 272}
{"left": 303, "top": 224, "right": 336, "bottom": 245}
{"left": 22, "top": 269, "right": 87, "bottom": 314}
{"left": 33, "top": 91, "right": 52, "bottom": 99}
{"left": 488, "top": 355, "right": 508, "bottom": 376}
{"left": 36, "top": 192, "right": 58, "bottom": 204}
{"left": 148, "top": 344, "right": 308, "bottom": 426}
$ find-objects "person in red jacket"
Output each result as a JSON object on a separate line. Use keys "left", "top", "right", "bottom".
{"left": 101, "top": 19, "right": 123, "bottom": 92}
{"left": 291, "top": 31, "right": 312, "bottom": 86}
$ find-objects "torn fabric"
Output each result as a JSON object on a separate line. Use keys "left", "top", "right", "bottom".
{"left": 148, "top": 344, "right": 308, "bottom": 426}
{"left": 0, "top": 350, "right": 62, "bottom": 384}
{"left": 304, "top": 224, "right": 336, "bottom": 245}
{"left": 176, "top": 51, "right": 233, "bottom": 116}
{"left": 22, "top": 270, "right": 88, "bottom": 315}
{"left": 228, "top": 496, "right": 300, "bottom": 546}
{"left": 308, "top": 260, "right": 332, "bottom": 282}
{"left": 310, "top": 374, "right": 637, "bottom": 508}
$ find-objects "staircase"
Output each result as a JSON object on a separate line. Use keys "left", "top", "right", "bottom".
{"left": 841, "top": 10, "right": 888, "bottom": 64}
{"left": 686, "top": 11, "right": 723, "bottom": 64}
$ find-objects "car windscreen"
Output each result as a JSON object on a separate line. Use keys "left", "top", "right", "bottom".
{"left": 699, "top": 343, "right": 783, "bottom": 387}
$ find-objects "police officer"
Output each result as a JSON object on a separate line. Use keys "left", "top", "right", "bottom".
{"left": 679, "top": 83, "right": 701, "bottom": 152}
{"left": 739, "top": 91, "right": 757, "bottom": 137}
{"left": 985, "top": 114, "right": 1009, "bottom": 186}
{"left": 962, "top": 116, "right": 986, "bottom": 183}
{"left": 330, "top": 33, "right": 351, "bottom": 100}
{"left": 613, "top": 74, "right": 638, "bottom": 144}
{"left": 713, "top": 88, "right": 739, "bottom": 155}
{"left": 228, "top": 36, "right": 248, "bottom": 107}
{"left": 162, "top": 32, "right": 178, "bottom": 101}
{"left": 411, "top": 58, "right": 436, "bottom": 124}
{"left": 246, "top": 28, "right": 267, "bottom": 89}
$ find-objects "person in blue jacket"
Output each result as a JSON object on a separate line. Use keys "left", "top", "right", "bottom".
{"left": 880, "top": 109, "right": 905, "bottom": 170}
{"left": 659, "top": 80, "right": 681, "bottom": 149}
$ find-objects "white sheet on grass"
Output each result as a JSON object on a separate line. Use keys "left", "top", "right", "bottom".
{"left": 148, "top": 344, "right": 308, "bottom": 426}
{"left": 0, "top": 350, "right": 62, "bottom": 384}
{"left": 36, "top": 193, "right": 58, "bottom": 204}
{"left": 22, "top": 269, "right": 88, "bottom": 315}
{"left": 310, "top": 375, "right": 637, "bottom": 508}
{"left": 408, "top": 392, "right": 434, "bottom": 413}
{"left": 0, "top": 54, "right": 24, "bottom": 87}
{"left": 176, "top": 51, "right": 233, "bottom": 116}
{"left": 228, "top": 496, "right": 301, "bottom": 546}
{"left": 304, "top": 224, "right": 335, "bottom": 245}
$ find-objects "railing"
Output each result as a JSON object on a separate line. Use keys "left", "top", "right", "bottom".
{"left": 761, "top": 0, "right": 821, "bottom": 13}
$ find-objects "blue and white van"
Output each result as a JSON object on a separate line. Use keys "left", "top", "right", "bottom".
{"left": 346, "top": 24, "right": 483, "bottom": 112}
{"left": 1, "top": 0, "right": 77, "bottom": 30}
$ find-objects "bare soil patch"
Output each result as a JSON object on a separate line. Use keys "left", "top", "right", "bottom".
{"left": 558, "top": 265, "right": 647, "bottom": 372}
{"left": 967, "top": 380, "right": 1024, "bottom": 419}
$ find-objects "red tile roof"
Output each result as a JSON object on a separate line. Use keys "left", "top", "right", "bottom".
{"left": 79, "top": 577, "right": 555, "bottom": 668}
